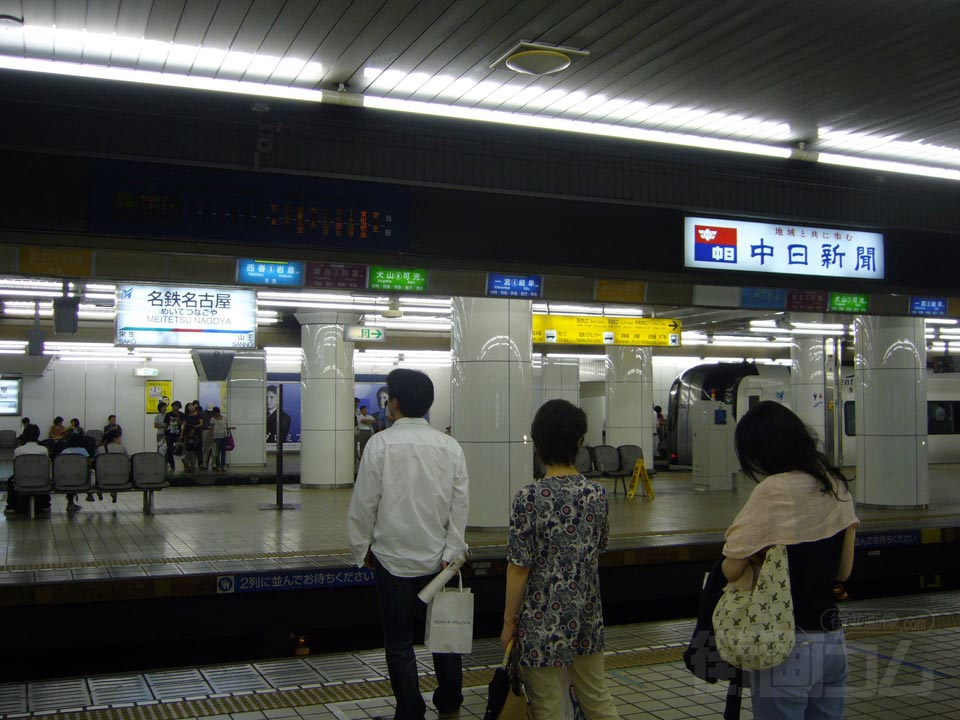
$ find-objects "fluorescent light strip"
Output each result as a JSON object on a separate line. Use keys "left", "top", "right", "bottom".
{"left": 364, "top": 97, "right": 791, "bottom": 159}
{"left": 0, "top": 55, "right": 325, "bottom": 103}
{"left": 818, "top": 152, "right": 960, "bottom": 182}
{"left": 925, "top": 319, "right": 958, "bottom": 325}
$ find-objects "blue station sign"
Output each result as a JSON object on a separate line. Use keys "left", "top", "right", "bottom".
{"left": 237, "top": 259, "right": 305, "bottom": 287}
{"left": 487, "top": 273, "right": 543, "bottom": 298}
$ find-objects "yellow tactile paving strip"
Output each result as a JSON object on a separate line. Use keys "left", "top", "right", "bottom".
{"left": 43, "top": 613, "right": 960, "bottom": 720}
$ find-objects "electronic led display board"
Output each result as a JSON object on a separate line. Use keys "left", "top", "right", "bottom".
{"left": 486, "top": 273, "right": 543, "bottom": 298}
{"left": 828, "top": 293, "right": 869, "bottom": 313}
{"left": 685, "top": 216, "right": 884, "bottom": 280}
{"left": 237, "top": 259, "right": 304, "bottom": 287}
{"left": 116, "top": 285, "right": 257, "bottom": 349}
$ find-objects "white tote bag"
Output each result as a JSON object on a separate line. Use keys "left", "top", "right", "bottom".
{"left": 424, "top": 571, "right": 474, "bottom": 654}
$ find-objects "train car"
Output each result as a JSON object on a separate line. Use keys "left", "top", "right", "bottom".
{"left": 664, "top": 362, "right": 790, "bottom": 466}
{"left": 840, "top": 370, "right": 960, "bottom": 465}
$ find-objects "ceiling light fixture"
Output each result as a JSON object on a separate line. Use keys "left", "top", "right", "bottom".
{"left": 491, "top": 41, "right": 589, "bottom": 76}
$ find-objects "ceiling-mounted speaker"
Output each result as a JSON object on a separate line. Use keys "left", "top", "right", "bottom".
{"left": 490, "top": 40, "right": 589, "bottom": 75}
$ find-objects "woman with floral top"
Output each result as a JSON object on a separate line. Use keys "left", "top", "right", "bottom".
{"left": 500, "top": 399, "right": 619, "bottom": 719}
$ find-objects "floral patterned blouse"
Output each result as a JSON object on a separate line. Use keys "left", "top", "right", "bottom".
{"left": 507, "top": 474, "right": 610, "bottom": 667}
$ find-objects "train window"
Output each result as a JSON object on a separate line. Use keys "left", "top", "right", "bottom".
{"left": 748, "top": 394, "right": 760, "bottom": 410}
{"left": 928, "top": 401, "right": 960, "bottom": 435}
{"left": 843, "top": 401, "right": 855, "bottom": 436}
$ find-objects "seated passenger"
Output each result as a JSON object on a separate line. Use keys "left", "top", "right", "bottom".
{"left": 59, "top": 432, "right": 91, "bottom": 513}
{"left": 48, "top": 416, "right": 67, "bottom": 441}
{"left": 7, "top": 424, "right": 50, "bottom": 515}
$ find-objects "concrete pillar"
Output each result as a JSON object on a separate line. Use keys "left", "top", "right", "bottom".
{"left": 451, "top": 297, "right": 532, "bottom": 528}
{"left": 605, "top": 346, "right": 653, "bottom": 464}
{"left": 296, "top": 311, "right": 358, "bottom": 488}
{"left": 854, "top": 316, "right": 928, "bottom": 507}
{"left": 790, "top": 313, "right": 827, "bottom": 450}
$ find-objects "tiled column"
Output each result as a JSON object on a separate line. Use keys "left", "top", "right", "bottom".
{"left": 605, "top": 346, "right": 653, "bottom": 464}
{"left": 452, "top": 297, "right": 532, "bottom": 528}
{"left": 854, "top": 316, "right": 928, "bottom": 507}
{"left": 790, "top": 313, "right": 827, "bottom": 450}
{"left": 225, "top": 352, "right": 267, "bottom": 468}
{"left": 540, "top": 356, "right": 580, "bottom": 407}
{"left": 296, "top": 311, "right": 358, "bottom": 488}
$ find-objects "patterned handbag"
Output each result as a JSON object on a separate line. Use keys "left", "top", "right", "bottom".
{"left": 712, "top": 544, "right": 795, "bottom": 670}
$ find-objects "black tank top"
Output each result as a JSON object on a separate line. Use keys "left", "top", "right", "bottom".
{"left": 786, "top": 530, "right": 845, "bottom": 631}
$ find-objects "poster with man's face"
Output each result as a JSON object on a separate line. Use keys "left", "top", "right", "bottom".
{"left": 266, "top": 376, "right": 301, "bottom": 450}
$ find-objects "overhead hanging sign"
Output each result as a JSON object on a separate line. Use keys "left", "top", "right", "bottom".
{"left": 684, "top": 216, "right": 884, "bottom": 280}
{"left": 533, "top": 315, "right": 681, "bottom": 347}
{"left": 910, "top": 297, "right": 948, "bottom": 317}
{"left": 486, "top": 273, "right": 543, "bottom": 298}
{"left": 305, "top": 262, "right": 368, "bottom": 290}
{"left": 828, "top": 292, "right": 869, "bottom": 313}
{"left": 368, "top": 266, "right": 428, "bottom": 292}
{"left": 116, "top": 285, "right": 257, "bottom": 349}
{"left": 237, "top": 259, "right": 304, "bottom": 287}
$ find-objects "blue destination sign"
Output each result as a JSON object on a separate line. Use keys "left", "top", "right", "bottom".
{"left": 487, "top": 273, "right": 543, "bottom": 298}
{"left": 237, "top": 259, "right": 304, "bottom": 287}
{"left": 741, "top": 287, "right": 787, "bottom": 310}
{"left": 854, "top": 530, "right": 921, "bottom": 549}
{"left": 217, "top": 568, "right": 374, "bottom": 594}
{"left": 910, "top": 297, "right": 948, "bottom": 317}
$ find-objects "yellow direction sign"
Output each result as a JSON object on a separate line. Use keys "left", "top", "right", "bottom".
{"left": 532, "top": 314, "right": 681, "bottom": 347}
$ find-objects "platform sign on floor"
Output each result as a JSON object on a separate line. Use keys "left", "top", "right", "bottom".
{"left": 910, "top": 297, "right": 948, "bottom": 317}
{"left": 368, "top": 266, "right": 428, "bottom": 292}
{"left": 684, "top": 216, "right": 884, "bottom": 280}
{"left": 237, "top": 258, "right": 304, "bottom": 287}
{"left": 116, "top": 285, "right": 257, "bottom": 349}
{"left": 486, "top": 273, "right": 542, "bottom": 298}
{"left": 217, "top": 568, "right": 374, "bottom": 594}
{"left": 533, "top": 314, "right": 681, "bottom": 347}
{"left": 828, "top": 292, "right": 869, "bottom": 313}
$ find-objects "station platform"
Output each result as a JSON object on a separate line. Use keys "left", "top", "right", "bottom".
{"left": 1, "top": 468, "right": 959, "bottom": 682}
{"left": 0, "top": 589, "right": 958, "bottom": 719}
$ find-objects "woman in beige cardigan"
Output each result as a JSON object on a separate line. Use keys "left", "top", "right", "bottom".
{"left": 721, "top": 401, "right": 858, "bottom": 720}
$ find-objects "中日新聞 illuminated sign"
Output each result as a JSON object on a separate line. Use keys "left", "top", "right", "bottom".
{"left": 116, "top": 285, "right": 257, "bottom": 349}
{"left": 684, "top": 216, "right": 884, "bottom": 280}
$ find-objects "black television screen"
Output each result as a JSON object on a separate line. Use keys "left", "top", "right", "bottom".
{"left": 0, "top": 378, "right": 21, "bottom": 416}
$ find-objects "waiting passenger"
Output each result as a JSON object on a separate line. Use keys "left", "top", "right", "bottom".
{"left": 180, "top": 403, "right": 202, "bottom": 473}
{"left": 163, "top": 401, "right": 184, "bottom": 473}
{"left": 500, "top": 399, "right": 619, "bottom": 720}
{"left": 154, "top": 401, "right": 168, "bottom": 453}
{"left": 60, "top": 431, "right": 91, "bottom": 513}
{"left": 721, "top": 401, "right": 859, "bottom": 720}
{"left": 210, "top": 407, "right": 234, "bottom": 472}
{"left": 102, "top": 414, "right": 122, "bottom": 437}
{"left": 6, "top": 424, "right": 50, "bottom": 515}
{"left": 48, "top": 416, "right": 67, "bottom": 441}
{"left": 96, "top": 428, "right": 129, "bottom": 503}
{"left": 17, "top": 417, "right": 30, "bottom": 445}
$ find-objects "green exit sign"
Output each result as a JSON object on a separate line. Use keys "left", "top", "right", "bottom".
{"left": 828, "top": 292, "right": 869, "bottom": 313}
{"left": 368, "top": 266, "right": 428, "bottom": 292}
{"left": 345, "top": 325, "right": 386, "bottom": 343}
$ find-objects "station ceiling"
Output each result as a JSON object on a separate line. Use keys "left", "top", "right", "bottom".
{"left": 1, "top": 1, "right": 959, "bottom": 177}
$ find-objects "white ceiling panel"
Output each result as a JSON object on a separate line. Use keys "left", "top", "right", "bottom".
{"left": 1, "top": 0, "right": 958, "bottom": 169}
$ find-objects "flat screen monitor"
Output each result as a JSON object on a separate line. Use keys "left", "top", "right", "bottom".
{"left": 0, "top": 378, "right": 21, "bottom": 416}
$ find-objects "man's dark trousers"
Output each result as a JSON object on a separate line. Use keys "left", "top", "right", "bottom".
{"left": 373, "top": 561, "right": 463, "bottom": 719}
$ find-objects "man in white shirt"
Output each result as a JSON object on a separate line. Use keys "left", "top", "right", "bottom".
{"left": 347, "top": 369, "right": 469, "bottom": 720}
{"left": 8, "top": 424, "right": 51, "bottom": 514}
